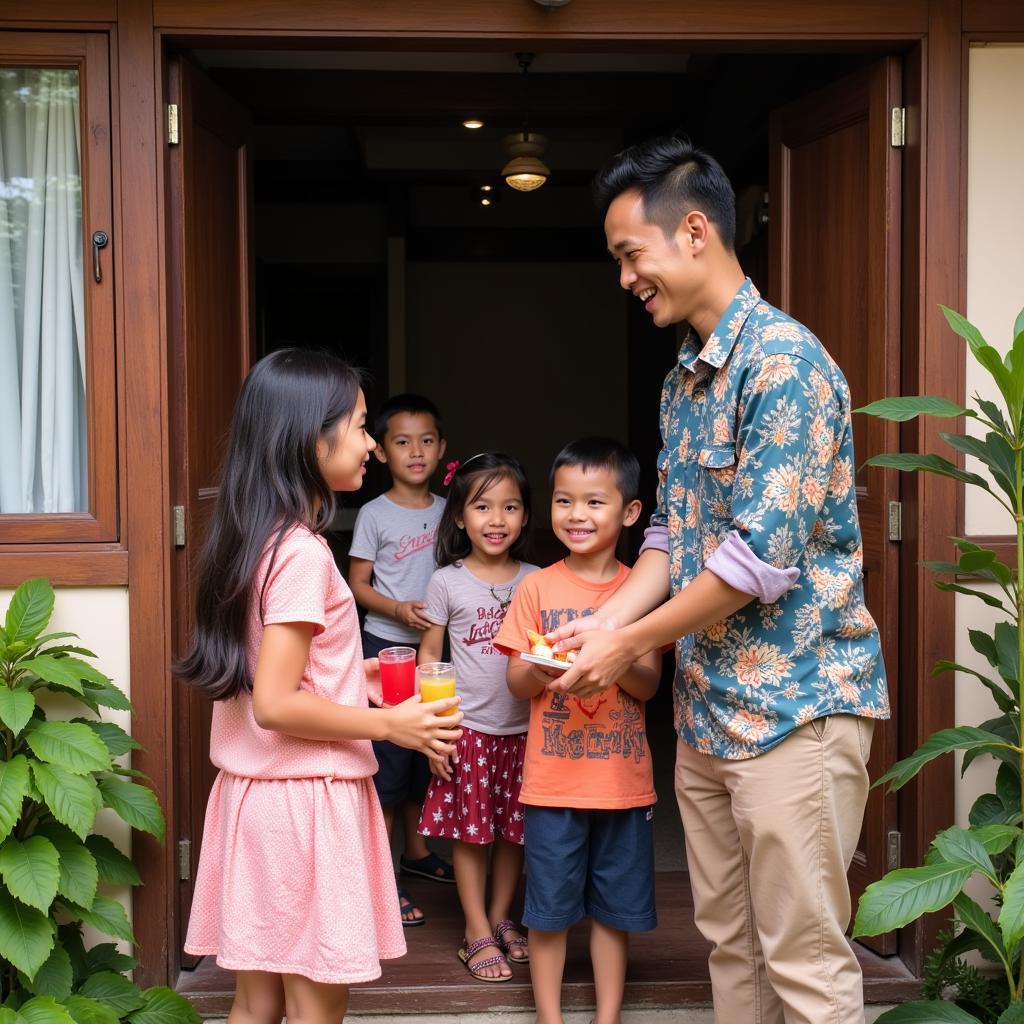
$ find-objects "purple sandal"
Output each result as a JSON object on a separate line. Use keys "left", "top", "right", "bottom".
{"left": 458, "top": 935, "right": 511, "bottom": 983}
{"left": 494, "top": 918, "right": 530, "bottom": 964}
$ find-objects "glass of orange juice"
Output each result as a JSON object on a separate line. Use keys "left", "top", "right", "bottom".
{"left": 416, "top": 661, "right": 456, "bottom": 715}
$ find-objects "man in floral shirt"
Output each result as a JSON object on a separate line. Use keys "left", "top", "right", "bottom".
{"left": 548, "top": 135, "right": 889, "bottom": 1023}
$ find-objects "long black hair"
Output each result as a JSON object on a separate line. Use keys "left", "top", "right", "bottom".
{"left": 435, "top": 453, "right": 532, "bottom": 568}
{"left": 176, "top": 348, "right": 363, "bottom": 700}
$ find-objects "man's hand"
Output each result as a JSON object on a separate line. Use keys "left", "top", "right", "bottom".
{"left": 394, "top": 600, "right": 432, "bottom": 630}
{"left": 546, "top": 626, "right": 639, "bottom": 700}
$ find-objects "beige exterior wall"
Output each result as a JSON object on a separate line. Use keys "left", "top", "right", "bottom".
{"left": 956, "top": 43, "right": 1024, "bottom": 826}
{"left": 0, "top": 586, "right": 133, "bottom": 936}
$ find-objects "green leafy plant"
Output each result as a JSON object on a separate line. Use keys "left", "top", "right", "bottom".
{"left": 0, "top": 578, "right": 198, "bottom": 1024}
{"left": 851, "top": 304, "right": 1024, "bottom": 1023}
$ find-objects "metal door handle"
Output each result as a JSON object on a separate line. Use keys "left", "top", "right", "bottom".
{"left": 91, "top": 230, "right": 109, "bottom": 283}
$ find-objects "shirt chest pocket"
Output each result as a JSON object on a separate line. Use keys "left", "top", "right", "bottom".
{"left": 697, "top": 444, "right": 737, "bottom": 524}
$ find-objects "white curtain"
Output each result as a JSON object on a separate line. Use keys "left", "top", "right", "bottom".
{"left": 0, "top": 68, "right": 87, "bottom": 514}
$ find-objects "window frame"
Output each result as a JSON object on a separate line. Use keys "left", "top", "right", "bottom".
{"left": 0, "top": 32, "right": 118, "bottom": 545}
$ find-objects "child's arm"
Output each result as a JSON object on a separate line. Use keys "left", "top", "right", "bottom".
{"left": 252, "top": 622, "right": 461, "bottom": 755}
{"left": 348, "top": 557, "right": 432, "bottom": 631}
{"left": 506, "top": 655, "right": 553, "bottom": 700}
{"left": 613, "top": 648, "right": 662, "bottom": 702}
{"left": 417, "top": 623, "right": 446, "bottom": 665}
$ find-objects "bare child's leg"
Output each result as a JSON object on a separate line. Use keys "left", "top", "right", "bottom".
{"left": 591, "top": 921, "right": 628, "bottom": 1024}
{"left": 282, "top": 974, "right": 348, "bottom": 1024}
{"left": 402, "top": 799, "right": 432, "bottom": 861}
{"left": 529, "top": 928, "right": 569, "bottom": 1024}
{"left": 488, "top": 837, "right": 528, "bottom": 963}
{"left": 454, "top": 840, "right": 511, "bottom": 980}
{"left": 228, "top": 971, "right": 285, "bottom": 1024}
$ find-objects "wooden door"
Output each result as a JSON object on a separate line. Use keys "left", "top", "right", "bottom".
{"left": 167, "top": 55, "right": 254, "bottom": 972}
{"left": 769, "top": 57, "right": 902, "bottom": 955}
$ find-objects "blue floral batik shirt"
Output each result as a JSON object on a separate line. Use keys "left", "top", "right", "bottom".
{"left": 654, "top": 279, "right": 890, "bottom": 759}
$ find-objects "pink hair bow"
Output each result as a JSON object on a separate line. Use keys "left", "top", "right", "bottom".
{"left": 443, "top": 460, "right": 461, "bottom": 486}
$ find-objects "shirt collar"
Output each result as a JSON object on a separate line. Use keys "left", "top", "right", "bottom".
{"left": 678, "top": 278, "right": 762, "bottom": 372}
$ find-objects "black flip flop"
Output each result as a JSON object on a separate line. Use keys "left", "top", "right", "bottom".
{"left": 398, "top": 885, "right": 426, "bottom": 927}
{"left": 400, "top": 851, "right": 455, "bottom": 883}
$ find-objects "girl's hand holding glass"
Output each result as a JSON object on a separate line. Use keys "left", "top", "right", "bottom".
{"left": 384, "top": 693, "right": 463, "bottom": 758}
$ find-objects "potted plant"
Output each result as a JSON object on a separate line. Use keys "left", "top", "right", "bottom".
{"left": 852, "top": 304, "right": 1024, "bottom": 1022}
{"left": 0, "top": 578, "right": 199, "bottom": 1024}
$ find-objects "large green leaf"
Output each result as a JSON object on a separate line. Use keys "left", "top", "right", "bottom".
{"left": 83, "top": 836, "right": 139, "bottom": 887}
{"left": 970, "top": 823, "right": 1021, "bottom": 854}
{"left": 963, "top": 714, "right": 1022, "bottom": 775}
{"left": 995, "top": 621, "right": 1021, "bottom": 689}
{"left": 855, "top": 396, "right": 974, "bottom": 421}
{"left": 24, "top": 722, "right": 111, "bottom": 776}
{"left": 0, "top": 1010, "right": 24, "bottom": 1024}
{"left": 83, "top": 943, "right": 137, "bottom": 975}
{"left": 16, "top": 658, "right": 84, "bottom": 696}
{"left": 0, "top": 689, "right": 36, "bottom": 738}
{"left": 96, "top": 778, "right": 164, "bottom": 842}
{"left": 0, "top": 836, "right": 60, "bottom": 913}
{"left": 874, "top": 1002, "right": 982, "bottom": 1023}
{"left": 997, "top": 1004, "right": 1024, "bottom": 1024}
{"left": 942, "top": 306, "right": 1016, "bottom": 402}
{"left": 934, "top": 582, "right": 1013, "bottom": 614}
{"left": 4, "top": 581, "right": 54, "bottom": 646}
{"left": 65, "top": 896, "right": 133, "bottom": 944}
{"left": 23, "top": 944, "right": 73, "bottom": 1000}
{"left": 70, "top": 721, "right": 138, "bottom": 759}
{"left": 952, "top": 892, "right": 1007, "bottom": 965}
{"left": 37, "top": 825, "right": 97, "bottom": 910}
{"left": 0, "top": 756, "right": 31, "bottom": 845}
{"left": 852, "top": 862, "right": 973, "bottom": 937}
{"left": 55, "top": 923, "right": 86, "bottom": 986}
{"left": 862, "top": 452, "right": 992, "bottom": 492}
{"left": 931, "top": 826, "right": 998, "bottom": 882}
{"left": 1001, "top": 858, "right": 1024, "bottom": 950}
{"left": 126, "top": 988, "right": 200, "bottom": 1024}
{"left": 77, "top": 678, "right": 131, "bottom": 714}
{"left": 18, "top": 996, "right": 75, "bottom": 1024}
{"left": 970, "top": 629, "right": 1001, "bottom": 669}
{"left": 933, "top": 660, "right": 1016, "bottom": 713}
{"left": 0, "top": 887, "right": 54, "bottom": 979}
{"left": 874, "top": 728, "right": 1016, "bottom": 792}
{"left": 77, "top": 973, "right": 144, "bottom": 1016}
{"left": 939, "top": 431, "right": 1018, "bottom": 504}
{"left": 60, "top": 996, "right": 119, "bottom": 1024}
{"left": 975, "top": 394, "right": 1011, "bottom": 434}
{"left": 971, "top": 791, "right": 1019, "bottom": 828}
{"left": 30, "top": 763, "right": 100, "bottom": 841}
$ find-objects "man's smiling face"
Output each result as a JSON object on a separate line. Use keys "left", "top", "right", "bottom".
{"left": 605, "top": 189, "right": 702, "bottom": 329}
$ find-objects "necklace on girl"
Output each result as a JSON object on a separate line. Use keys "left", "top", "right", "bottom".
{"left": 489, "top": 582, "right": 515, "bottom": 614}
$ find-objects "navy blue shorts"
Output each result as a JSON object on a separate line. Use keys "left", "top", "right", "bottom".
{"left": 523, "top": 805, "right": 657, "bottom": 933}
{"left": 363, "top": 630, "right": 431, "bottom": 807}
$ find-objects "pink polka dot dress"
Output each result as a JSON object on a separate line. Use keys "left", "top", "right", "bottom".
{"left": 184, "top": 526, "right": 406, "bottom": 984}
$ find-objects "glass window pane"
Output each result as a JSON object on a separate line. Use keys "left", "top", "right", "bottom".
{"left": 0, "top": 67, "right": 87, "bottom": 514}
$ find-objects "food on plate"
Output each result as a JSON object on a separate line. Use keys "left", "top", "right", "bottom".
{"left": 527, "top": 629, "right": 577, "bottom": 664}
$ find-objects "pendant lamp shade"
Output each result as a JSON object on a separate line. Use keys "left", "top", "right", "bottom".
{"left": 502, "top": 132, "right": 550, "bottom": 192}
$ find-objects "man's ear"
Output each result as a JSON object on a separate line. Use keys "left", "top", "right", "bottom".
{"left": 681, "top": 210, "right": 711, "bottom": 253}
{"left": 373, "top": 444, "right": 389, "bottom": 465}
{"left": 622, "top": 499, "right": 643, "bottom": 528}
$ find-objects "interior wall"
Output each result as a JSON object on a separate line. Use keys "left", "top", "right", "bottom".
{"left": 955, "top": 43, "right": 1024, "bottom": 826}
{"left": 406, "top": 260, "right": 628, "bottom": 554}
{"left": 0, "top": 587, "right": 133, "bottom": 938}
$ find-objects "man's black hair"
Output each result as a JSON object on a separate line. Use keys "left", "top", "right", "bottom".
{"left": 592, "top": 134, "right": 736, "bottom": 251}
{"left": 551, "top": 437, "right": 641, "bottom": 505}
{"left": 373, "top": 393, "right": 443, "bottom": 442}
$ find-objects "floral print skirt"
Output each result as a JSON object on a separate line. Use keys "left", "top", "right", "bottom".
{"left": 417, "top": 726, "right": 526, "bottom": 845}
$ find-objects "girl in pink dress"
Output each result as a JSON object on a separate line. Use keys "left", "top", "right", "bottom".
{"left": 178, "top": 349, "right": 463, "bottom": 1023}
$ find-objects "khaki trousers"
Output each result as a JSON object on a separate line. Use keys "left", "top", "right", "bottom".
{"left": 675, "top": 715, "right": 874, "bottom": 1024}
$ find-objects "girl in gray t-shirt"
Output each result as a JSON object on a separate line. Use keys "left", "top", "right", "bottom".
{"left": 415, "top": 453, "right": 536, "bottom": 982}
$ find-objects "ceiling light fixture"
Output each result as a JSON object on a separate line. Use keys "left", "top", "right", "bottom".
{"left": 462, "top": 118, "right": 485, "bottom": 130}
{"left": 501, "top": 53, "right": 550, "bottom": 192}
{"left": 533, "top": 0, "right": 573, "bottom": 7}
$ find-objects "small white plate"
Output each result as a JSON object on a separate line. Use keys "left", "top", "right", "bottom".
{"left": 521, "top": 652, "right": 572, "bottom": 672}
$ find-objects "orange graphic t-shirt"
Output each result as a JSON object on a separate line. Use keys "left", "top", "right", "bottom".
{"left": 494, "top": 560, "right": 656, "bottom": 810}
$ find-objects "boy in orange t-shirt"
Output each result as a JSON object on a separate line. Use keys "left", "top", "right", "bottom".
{"left": 494, "top": 437, "right": 662, "bottom": 1024}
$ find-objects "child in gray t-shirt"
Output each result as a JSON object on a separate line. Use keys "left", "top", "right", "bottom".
{"left": 347, "top": 394, "right": 452, "bottom": 926}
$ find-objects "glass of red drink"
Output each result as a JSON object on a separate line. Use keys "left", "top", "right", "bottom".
{"left": 378, "top": 646, "right": 416, "bottom": 704}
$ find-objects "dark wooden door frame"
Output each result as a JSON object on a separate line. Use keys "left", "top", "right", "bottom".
{"left": 104, "top": 0, "right": 1009, "bottom": 987}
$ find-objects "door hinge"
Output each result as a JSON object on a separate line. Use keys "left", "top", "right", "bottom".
{"left": 172, "top": 505, "right": 186, "bottom": 547}
{"left": 167, "top": 103, "right": 180, "bottom": 145}
{"left": 890, "top": 106, "right": 906, "bottom": 148}
{"left": 886, "top": 830, "right": 902, "bottom": 872}
{"left": 178, "top": 839, "right": 191, "bottom": 881}
{"left": 888, "top": 500, "right": 902, "bottom": 542}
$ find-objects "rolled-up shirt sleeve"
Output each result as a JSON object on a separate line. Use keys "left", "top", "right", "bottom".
{"left": 705, "top": 529, "right": 800, "bottom": 603}
{"left": 639, "top": 522, "right": 670, "bottom": 555}
{"left": 729, "top": 353, "right": 844, "bottom": 574}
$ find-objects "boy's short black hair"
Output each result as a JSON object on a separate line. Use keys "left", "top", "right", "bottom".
{"left": 550, "top": 437, "right": 641, "bottom": 505}
{"left": 592, "top": 134, "right": 736, "bottom": 251}
{"left": 373, "top": 393, "right": 443, "bottom": 442}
